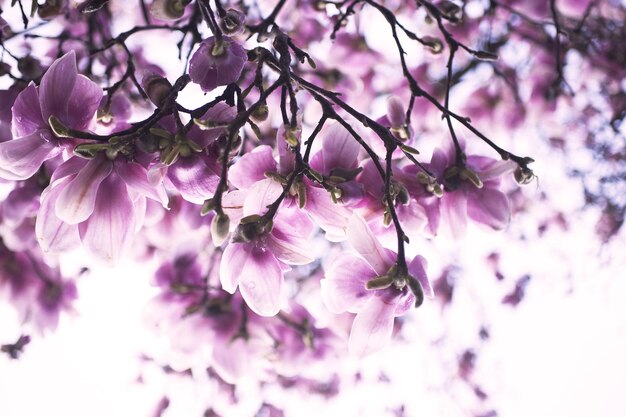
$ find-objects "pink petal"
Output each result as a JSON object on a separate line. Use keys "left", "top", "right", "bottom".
{"left": 442, "top": 190, "right": 468, "bottom": 238}
{"left": 321, "top": 255, "right": 375, "bottom": 314}
{"left": 36, "top": 181, "right": 81, "bottom": 254}
{"left": 115, "top": 160, "right": 168, "bottom": 207}
{"left": 0, "top": 130, "right": 59, "bottom": 180}
{"left": 11, "top": 83, "right": 45, "bottom": 137}
{"left": 219, "top": 242, "right": 283, "bottom": 316}
{"left": 348, "top": 294, "right": 397, "bottom": 357}
{"left": 322, "top": 122, "right": 359, "bottom": 172}
{"left": 305, "top": 185, "right": 351, "bottom": 241}
{"left": 55, "top": 156, "right": 113, "bottom": 224}
{"left": 168, "top": 156, "right": 219, "bottom": 204}
{"left": 66, "top": 74, "right": 103, "bottom": 130}
{"left": 346, "top": 214, "right": 394, "bottom": 275}
{"left": 243, "top": 178, "right": 283, "bottom": 217}
{"left": 229, "top": 145, "right": 277, "bottom": 190}
{"left": 467, "top": 187, "right": 510, "bottom": 230}
{"left": 50, "top": 156, "right": 88, "bottom": 183}
{"left": 39, "top": 51, "right": 78, "bottom": 125}
{"left": 266, "top": 219, "right": 314, "bottom": 265}
{"left": 78, "top": 175, "right": 135, "bottom": 264}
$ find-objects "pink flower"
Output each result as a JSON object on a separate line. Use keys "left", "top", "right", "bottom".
{"left": 36, "top": 155, "right": 168, "bottom": 263}
{"left": 189, "top": 36, "right": 247, "bottom": 92}
{"left": 321, "top": 214, "right": 433, "bottom": 356}
{"left": 404, "top": 142, "right": 515, "bottom": 237}
{"left": 0, "top": 51, "right": 102, "bottom": 180}
{"left": 219, "top": 179, "right": 313, "bottom": 316}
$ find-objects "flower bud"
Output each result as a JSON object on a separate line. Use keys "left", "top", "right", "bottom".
{"left": 386, "top": 96, "right": 406, "bottom": 129}
{"left": 436, "top": 0, "right": 463, "bottom": 22}
{"left": 142, "top": 73, "right": 172, "bottom": 107}
{"left": 220, "top": 9, "right": 245, "bottom": 35}
{"left": 251, "top": 102, "right": 269, "bottom": 122}
{"left": 38, "top": 0, "right": 66, "bottom": 19}
{"left": 422, "top": 36, "right": 443, "bottom": 54}
{"left": 514, "top": 166, "right": 535, "bottom": 185}
{"left": 18, "top": 56, "right": 44, "bottom": 80}
{"left": 150, "top": 0, "right": 191, "bottom": 21}
{"left": 211, "top": 213, "right": 230, "bottom": 246}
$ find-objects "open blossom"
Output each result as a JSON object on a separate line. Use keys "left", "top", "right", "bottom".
{"left": 219, "top": 179, "right": 314, "bottom": 316}
{"left": 229, "top": 124, "right": 353, "bottom": 241}
{"left": 36, "top": 155, "right": 168, "bottom": 264}
{"left": 403, "top": 141, "right": 516, "bottom": 237}
{"left": 321, "top": 214, "right": 433, "bottom": 356}
{"left": 189, "top": 36, "right": 247, "bottom": 92}
{"left": 0, "top": 51, "right": 102, "bottom": 180}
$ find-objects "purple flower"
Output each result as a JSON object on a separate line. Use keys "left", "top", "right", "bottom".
{"left": 219, "top": 179, "right": 313, "bottom": 316}
{"left": 406, "top": 142, "right": 515, "bottom": 237}
{"left": 36, "top": 155, "right": 168, "bottom": 263}
{"left": 321, "top": 214, "right": 433, "bottom": 356}
{"left": 0, "top": 51, "right": 102, "bottom": 180}
{"left": 189, "top": 36, "right": 247, "bottom": 92}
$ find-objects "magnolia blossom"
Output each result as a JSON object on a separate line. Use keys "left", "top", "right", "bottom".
{"left": 0, "top": 51, "right": 102, "bottom": 180}
{"left": 189, "top": 36, "right": 247, "bottom": 92}
{"left": 402, "top": 141, "right": 516, "bottom": 237}
{"left": 219, "top": 179, "right": 314, "bottom": 316}
{"left": 321, "top": 214, "right": 433, "bottom": 356}
{"left": 36, "top": 155, "right": 168, "bottom": 264}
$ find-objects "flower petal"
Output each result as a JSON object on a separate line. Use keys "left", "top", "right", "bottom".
{"left": 55, "top": 156, "right": 113, "bottom": 224}
{"left": 305, "top": 185, "right": 351, "bottom": 241}
{"left": 36, "top": 181, "right": 81, "bottom": 254}
{"left": 442, "top": 190, "right": 468, "bottom": 238}
{"left": 168, "top": 156, "right": 219, "bottom": 204}
{"left": 243, "top": 178, "right": 283, "bottom": 217}
{"left": 322, "top": 122, "right": 359, "bottom": 172}
{"left": 219, "top": 242, "right": 283, "bottom": 316}
{"left": 66, "top": 74, "right": 103, "bottom": 130}
{"left": 229, "top": 145, "right": 277, "bottom": 190}
{"left": 0, "top": 130, "right": 59, "bottom": 180}
{"left": 78, "top": 175, "right": 135, "bottom": 264}
{"left": 346, "top": 213, "right": 394, "bottom": 275}
{"left": 11, "top": 83, "right": 45, "bottom": 137}
{"left": 467, "top": 187, "right": 510, "bottom": 230}
{"left": 39, "top": 51, "right": 78, "bottom": 125}
{"left": 348, "top": 294, "right": 397, "bottom": 357}
{"left": 266, "top": 219, "right": 314, "bottom": 265}
{"left": 115, "top": 160, "right": 168, "bottom": 207}
{"left": 321, "top": 255, "right": 375, "bottom": 314}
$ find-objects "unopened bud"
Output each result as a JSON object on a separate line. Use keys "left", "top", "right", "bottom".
{"left": 38, "top": 0, "right": 65, "bottom": 19}
{"left": 386, "top": 96, "right": 406, "bottom": 129}
{"left": 211, "top": 213, "right": 230, "bottom": 246}
{"left": 514, "top": 166, "right": 535, "bottom": 185}
{"left": 285, "top": 127, "right": 300, "bottom": 147}
{"left": 422, "top": 36, "right": 443, "bottom": 54}
{"left": 251, "top": 103, "right": 269, "bottom": 122}
{"left": 220, "top": 9, "right": 245, "bottom": 35}
{"left": 18, "top": 56, "right": 43, "bottom": 80}
{"left": 473, "top": 50, "right": 499, "bottom": 61}
{"left": 150, "top": 0, "right": 191, "bottom": 21}
{"left": 436, "top": 0, "right": 463, "bottom": 22}
{"left": 143, "top": 74, "right": 172, "bottom": 107}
